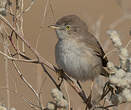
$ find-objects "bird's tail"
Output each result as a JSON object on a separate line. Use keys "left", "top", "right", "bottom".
{"left": 102, "top": 56, "right": 108, "bottom": 67}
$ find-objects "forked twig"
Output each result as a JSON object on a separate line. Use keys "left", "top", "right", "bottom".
{"left": 0, "top": 14, "right": 88, "bottom": 107}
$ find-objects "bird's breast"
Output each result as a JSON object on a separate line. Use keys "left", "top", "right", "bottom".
{"left": 55, "top": 39, "right": 102, "bottom": 81}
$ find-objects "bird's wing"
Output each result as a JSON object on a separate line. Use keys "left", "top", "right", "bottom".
{"left": 78, "top": 32, "right": 108, "bottom": 67}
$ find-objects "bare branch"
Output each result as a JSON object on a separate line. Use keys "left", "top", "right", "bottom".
{"left": 0, "top": 50, "right": 38, "bottom": 63}
{"left": 35, "top": 0, "right": 49, "bottom": 49}
{"left": 0, "top": 14, "right": 88, "bottom": 107}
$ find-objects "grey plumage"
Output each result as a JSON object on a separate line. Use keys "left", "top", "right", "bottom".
{"left": 50, "top": 15, "right": 108, "bottom": 81}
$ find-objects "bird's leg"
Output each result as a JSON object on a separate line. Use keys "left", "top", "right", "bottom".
{"left": 85, "top": 81, "right": 94, "bottom": 109}
{"left": 87, "top": 80, "right": 94, "bottom": 103}
{"left": 86, "top": 82, "right": 93, "bottom": 109}
{"left": 90, "top": 80, "right": 94, "bottom": 96}
{"left": 77, "top": 80, "right": 87, "bottom": 99}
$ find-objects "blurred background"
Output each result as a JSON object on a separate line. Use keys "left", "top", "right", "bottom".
{"left": 0, "top": 0, "right": 131, "bottom": 109}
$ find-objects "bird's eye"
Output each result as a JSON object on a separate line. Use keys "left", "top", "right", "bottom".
{"left": 66, "top": 25, "right": 70, "bottom": 30}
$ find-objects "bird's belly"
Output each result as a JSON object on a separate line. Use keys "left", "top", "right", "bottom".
{"left": 55, "top": 40, "right": 102, "bottom": 81}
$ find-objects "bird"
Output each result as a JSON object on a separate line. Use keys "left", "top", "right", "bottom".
{"left": 49, "top": 15, "right": 108, "bottom": 93}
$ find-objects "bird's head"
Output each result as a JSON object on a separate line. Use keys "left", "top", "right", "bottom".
{"left": 49, "top": 15, "right": 88, "bottom": 40}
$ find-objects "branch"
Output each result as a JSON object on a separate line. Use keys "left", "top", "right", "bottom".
{"left": 0, "top": 14, "right": 88, "bottom": 106}
{"left": 12, "top": 60, "right": 43, "bottom": 110}
{"left": 0, "top": 50, "right": 38, "bottom": 63}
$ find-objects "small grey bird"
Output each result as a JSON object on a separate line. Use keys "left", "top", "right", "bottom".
{"left": 49, "top": 15, "right": 108, "bottom": 82}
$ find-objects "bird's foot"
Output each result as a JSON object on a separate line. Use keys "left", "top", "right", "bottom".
{"left": 55, "top": 68, "right": 64, "bottom": 79}
{"left": 55, "top": 68, "right": 64, "bottom": 87}
{"left": 86, "top": 81, "right": 94, "bottom": 109}
{"left": 86, "top": 94, "right": 92, "bottom": 109}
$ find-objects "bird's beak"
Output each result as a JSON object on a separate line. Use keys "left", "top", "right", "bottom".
{"left": 48, "top": 25, "right": 60, "bottom": 29}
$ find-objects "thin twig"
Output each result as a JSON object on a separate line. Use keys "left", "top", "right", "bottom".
{"left": 0, "top": 14, "right": 88, "bottom": 106}
{"left": 0, "top": 87, "right": 42, "bottom": 109}
{"left": 20, "top": 0, "right": 25, "bottom": 53}
{"left": 12, "top": 60, "right": 43, "bottom": 110}
{"left": 125, "top": 39, "right": 131, "bottom": 48}
{"left": 109, "top": 15, "right": 131, "bottom": 29}
{"left": 63, "top": 80, "right": 71, "bottom": 110}
{"left": 0, "top": 50, "right": 38, "bottom": 63}
{"left": 104, "top": 48, "right": 117, "bottom": 58}
{"left": 13, "top": 62, "right": 39, "bottom": 99}
{"left": 3, "top": 34, "right": 10, "bottom": 110}
{"left": 35, "top": 0, "right": 49, "bottom": 49}
{"left": 17, "top": 0, "right": 36, "bottom": 17}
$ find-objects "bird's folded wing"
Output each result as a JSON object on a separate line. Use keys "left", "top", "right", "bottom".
{"left": 78, "top": 32, "right": 108, "bottom": 67}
